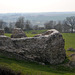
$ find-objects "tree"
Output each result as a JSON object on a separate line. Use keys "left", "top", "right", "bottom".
{"left": 0, "top": 20, "right": 6, "bottom": 29}
{"left": 33, "top": 25, "right": 39, "bottom": 30}
{"left": 44, "top": 20, "right": 56, "bottom": 29}
{"left": 25, "top": 20, "right": 32, "bottom": 30}
{"left": 15, "top": 17, "right": 25, "bottom": 29}
{"left": 4, "top": 27, "right": 11, "bottom": 33}
{"left": 9, "top": 22, "right": 15, "bottom": 29}
{"left": 65, "top": 16, "right": 75, "bottom": 33}
{"left": 62, "top": 20, "right": 71, "bottom": 33}
{"left": 54, "top": 21, "right": 62, "bottom": 32}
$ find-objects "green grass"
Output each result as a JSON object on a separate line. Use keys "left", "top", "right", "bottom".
{"left": 5, "top": 33, "right": 12, "bottom": 37}
{"left": 25, "top": 30, "right": 47, "bottom": 34}
{"left": 25, "top": 30, "right": 47, "bottom": 37}
{"left": 62, "top": 33, "right": 75, "bottom": 50}
{"left": 0, "top": 57, "right": 75, "bottom": 75}
{"left": 62, "top": 33, "right": 75, "bottom": 58}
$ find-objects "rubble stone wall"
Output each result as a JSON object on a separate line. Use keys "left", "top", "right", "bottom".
{"left": 0, "top": 29, "right": 66, "bottom": 65}
{"left": 11, "top": 28, "right": 27, "bottom": 38}
{"left": 0, "top": 29, "right": 4, "bottom": 35}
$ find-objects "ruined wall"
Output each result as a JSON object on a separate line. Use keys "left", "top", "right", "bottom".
{"left": 0, "top": 29, "right": 4, "bottom": 35}
{"left": 11, "top": 28, "right": 27, "bottom": 38}
{"left": 0, "top": 29, "right": 66, "bottom": 65}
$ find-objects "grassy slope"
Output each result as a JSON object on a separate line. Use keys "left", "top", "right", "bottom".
{"left": 0, "top": 57, "right": 75, "bottom": 75}
{"left": 62, "top": 33, "right": 75, "bottom": 50}
{"left": 2, "top": 30, "right": 75, "bottom": 75}
{"left": 62, "top": 33, "right": 75, "bottom": 57}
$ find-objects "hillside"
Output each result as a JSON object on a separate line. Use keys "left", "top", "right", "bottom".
{"left": 0, "top": 12, "right": 75, "bottom": 26}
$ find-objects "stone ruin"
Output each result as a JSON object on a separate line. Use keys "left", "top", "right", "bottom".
{"left": 0, "top": 29, "right": 4, "bottom": 35}
{"left": 0, "top": 29, "right": 66, "bottom": 65}
{"left": 11, "top": 28, "right": 27, "bottom": 38}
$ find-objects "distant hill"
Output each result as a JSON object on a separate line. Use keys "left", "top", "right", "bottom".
{"left": 0, "top": 12, "right": 75, "bottom": 26}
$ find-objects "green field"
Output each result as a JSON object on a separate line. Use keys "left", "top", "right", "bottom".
{"left": 62, "top": 33, "right": 75, "bottom": 50}
{"left": 62, "top": 33, "right": 75, "bottom": 58}
{"left": 1, "top": 30, "right": 75, "bottom": 75}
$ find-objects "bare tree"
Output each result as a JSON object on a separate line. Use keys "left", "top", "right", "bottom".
{"left": 15, "top": 17, "right": 25, "bottom": 29}
{"left": 65, "top": 16, "right": 75, "bottom": 33}
{"left": 54, "top": 21, "right": 62, "bottom": 32}
{"left": 33, "top": 25, "right": 38, "bottom": 30}
{"left": 9, "top": 22, "right": 15, "bottom": 29}
{"left": 4, "top": 27, "right": 11, "bottom": 33}
{"left": 44, "top": 20, "right": 56, "bottom": 29}
{"left": 25, "top": 20, "right": 32, "bottom": 30}
{"left": 0, "top": 20, "right": 6, "bottom": 29}
{"left": 62, "top": 20, "right": 71, "bottom": 33}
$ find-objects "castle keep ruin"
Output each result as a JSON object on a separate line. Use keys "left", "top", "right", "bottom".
{"left": 0, "top": 29, "right": 66, "bottom": 65}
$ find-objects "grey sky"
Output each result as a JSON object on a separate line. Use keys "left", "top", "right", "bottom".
{"left": 0, "top": 0, "right": 75, "bottom": 13}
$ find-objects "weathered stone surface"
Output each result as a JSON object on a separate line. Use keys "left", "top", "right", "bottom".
{"left": 70, "top": 54, "right": 75, "bottom": 61}
{"left": 69, "top": 54, "right": 75, "bottom": 57}
{"left": 67, "top": 48, "right": 75, "bottom": 52}
{"left": 11, "top": 28, "right": 27, "bottom": 38}
{"left": 42, "top": 30, "right": 53, "bottom": 35}
{"left": 34, "top": 34, "right": 41, "bottom": 37}
{"left": 0, "top": 29, "right": 66, "bottom": 65}
{"left": 69, "top": 61, "right": 75, "bottom": 67}
{"left": 0, "top": 35, "right": 15, "bottom": 52}
{"left": 69, "top": 54, "right": 75, "bottom": 67}
{"left": 0, "top": 29, "right": 4, "bottom": 35}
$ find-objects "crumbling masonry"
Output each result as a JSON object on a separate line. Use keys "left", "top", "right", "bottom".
{"left": 0, "top": 29, "right": 66, "bottom": 65}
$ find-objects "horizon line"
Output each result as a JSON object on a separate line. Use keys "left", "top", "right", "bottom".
{"left": 0, "top": 11, "right": 75, "bottom": 14}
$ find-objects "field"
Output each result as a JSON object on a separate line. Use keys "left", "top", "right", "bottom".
{"left": 0, "top": 30, "right": 75, "bottom": 75}
{"left": 62, "top": 33, "right": 75, "bottom": 50}
{"left": 62, "top": 33, "right": 75, "bottom": 58}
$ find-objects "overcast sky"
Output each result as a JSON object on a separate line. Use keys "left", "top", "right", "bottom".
{"left": 0, "top": 0, "right": 75, "bottom": 13}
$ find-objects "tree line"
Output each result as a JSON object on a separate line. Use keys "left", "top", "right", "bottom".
{"left": 0, "top": 16, "right": 75, "bottom": 33}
